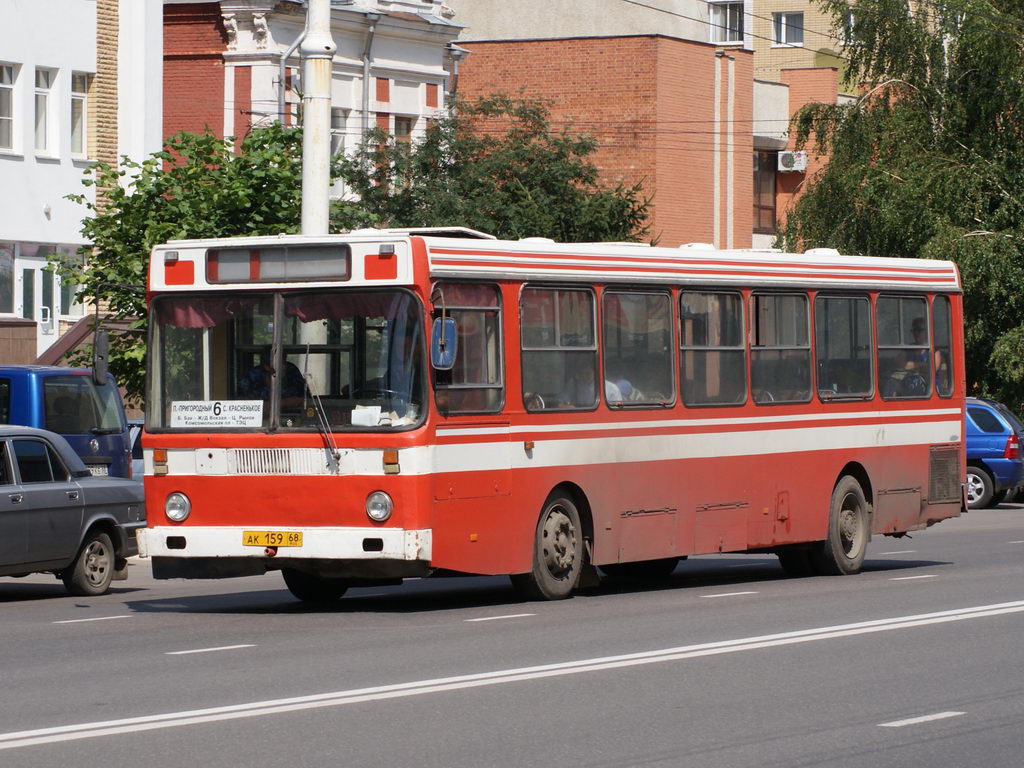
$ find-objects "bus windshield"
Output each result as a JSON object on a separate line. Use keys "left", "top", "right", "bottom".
{"left": 148, "top": 289, "right": 426, "bottom": 432}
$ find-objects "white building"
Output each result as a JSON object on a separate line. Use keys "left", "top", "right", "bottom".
{"left": 0, "top": 0, "right": 163, "bottom": 360}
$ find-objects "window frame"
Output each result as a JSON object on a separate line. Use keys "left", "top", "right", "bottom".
{"left": 34, "top": 67, "right": 55, "bottom": 155}
{"left": 70, "top": 71, "right": 89, "bottom": 158}
{"left": 679, "top": 289, "right": 748, "bottom": 408}
{"left": 814, "top": 293, "right": 874, "bottom": 402}
{"left": 0, "top": 62, "right": 15, "bottom": 152}
{"left": 750, "top": 291, "right": 812, "bottom": 405}
{"left": 709, "top": 1, "right": 745, "bottom": 44}
{"left": 520, "top": 285, "right": 599, "bottom": 412}
{"left": 433, "top": 282, "right": 506, "bottom": 415}
{"left": 753, "top": 150, "right": 777, "bottom": 234}
{"left": 602, "top": 288, "right": 676, "bottom": 409}
{"left": 772, "top": 11, "right": 805, "bottom": 47}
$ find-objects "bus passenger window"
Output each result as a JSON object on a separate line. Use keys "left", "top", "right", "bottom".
{"left": 933, "top": 295, "right": 954, "bottom": 398}
{"left": 603, "top": 291, "right": 674, "bottom": 407}
{"left": 814, "top": 295, "right": 872, "bottom": 400}
{"left": 750, "top": 293, "right": 811, "bottom": 404}
{"left": 878, "top": 296, "right": 931, "bottom": 399}
{"left": 680, "top": 291, "right": 745, "bottom": 406}
{"left": 433, "top": 283, "right": 503, "bottom": 414}
{"left": 521, "top": 288, "right": 597, "bottom": 411}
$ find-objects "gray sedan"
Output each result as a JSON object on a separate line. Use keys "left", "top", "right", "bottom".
{"left": 0, "top": 425, "right": 145, "bottom": 596}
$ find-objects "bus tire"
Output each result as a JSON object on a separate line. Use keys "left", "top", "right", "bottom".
{"left": 282, "top": 569, "right": 348, "bottom": 603}
{"left": 600, "top": 557, "right": 681, "bottom": 582}
{"left": 810, "top": 476, "right": 869, "bottom": 575}
{"left": 62, "top": 531, "right": 115, "bottom": 596}
{"left": 511, "top": 494, "right": 583, "bottom": 600}
{"left": 776, "top": 548, "right": 814, "bottom": 577}
{"left": 966, "top": 466, "right": 994, "bottom": 509}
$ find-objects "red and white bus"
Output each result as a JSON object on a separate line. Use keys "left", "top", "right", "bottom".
{"left": 137, "top": 228, "right": 965, "bottom": 602}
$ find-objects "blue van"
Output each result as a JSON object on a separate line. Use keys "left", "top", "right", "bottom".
{"left": 965, "top": 397, "right": 1024, "bottom": 509}
{"left": 0, "top": 366, "right": 132, "bottom": 479}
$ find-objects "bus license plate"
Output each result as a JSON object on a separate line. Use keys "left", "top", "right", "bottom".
{"left": 242, "top": 531, "right": 303, "bottom": 547}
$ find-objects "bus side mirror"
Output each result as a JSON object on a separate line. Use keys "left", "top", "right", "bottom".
{"left": 92, "top": 330, "right": 109, "bottom": 386}
{"left": 431, "top": 317, "right": 458, "bottom": 371}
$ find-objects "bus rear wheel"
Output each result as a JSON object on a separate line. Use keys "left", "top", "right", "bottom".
{"left": 810, "top": 476, "right": 869, "bottom": 575}
{"left": 511, "top": 494, "right": 583, "bottom": 600}
{"left": 282, "top": 569, "right": 348, "bottom": 603}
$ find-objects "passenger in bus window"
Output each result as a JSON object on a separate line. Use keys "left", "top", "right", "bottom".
{"left": 239, "top": 351, "right": 306, "bottom": 407}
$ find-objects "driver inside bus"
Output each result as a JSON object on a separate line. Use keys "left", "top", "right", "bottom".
{"left": 239, "top": 351, "right": 307, "bottom": 408}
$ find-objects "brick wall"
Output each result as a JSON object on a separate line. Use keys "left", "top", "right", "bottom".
{"left": 164, "top": 3, "right": 227, "bottom": 139}
{"left": 233, "top": 65, "right": 252, "bottom": 142}
{"left": 458, "top": 36, "right": 754, "bottom": 247}
{"left": 95, "top": 0, "right": 119, "bottom": 210}
{"left": 776, "top": 67, "right": 838, "bottom": 227}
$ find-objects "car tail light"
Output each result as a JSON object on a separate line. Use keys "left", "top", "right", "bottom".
{"left": 1003, "top": 434, "right": 1020, "bottom": 459}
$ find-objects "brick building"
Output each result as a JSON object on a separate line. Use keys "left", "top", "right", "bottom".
{"left": 458, "top": 35, "right": 753, "bottom": 248}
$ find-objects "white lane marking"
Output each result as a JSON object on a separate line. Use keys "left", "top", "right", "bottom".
{"left": 1009, "top": 541, "right": 1024, "bottom": 545}
{"left": 166, "top": 645, "right": 256, "bottom": 656}
{"left": 464, "top": 613, "right": 535, "bottom": 623}
{"left": 878, "top": 550, "right": 917, "bottom": 555}
{"left": 879, "top": 711, "right": 965, "bottom": 728}
{"left": 52, "top": 615, "right": 131, "bottom": 625}
{"left": 701, "top": 591, "right": 759, "bottom": 598}
{"left": 890, "top": 575, "right": 937, "bottom": 581}
{"left": 4, "top": 600, "right": 1024, "bottom": 751}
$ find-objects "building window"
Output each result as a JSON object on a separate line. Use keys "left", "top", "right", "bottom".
{"left": 394, "top": 116, "right": 413, "bottom": 145}
{"left": 709, "top": 2, "right": 744, "bottom": 43}
{"left": 754, "top": 151, "right": 776, "bottom": 234}
{"left": 0, "top": 64, "right": 14, "bottom": 150}
{"left": 773, "top": 12, "right": 804, "bottom": 46}
{"left": 34, "top": 68, "right": 54, "bottom": 153}
{"left": 70, "top": 72, "right": 89, "bottom": 157}
{"left": 0, "top": 242, "right": 14, "bottom": 314}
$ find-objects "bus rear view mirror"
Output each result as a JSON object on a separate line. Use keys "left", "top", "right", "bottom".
{"left": 92, "top": 330, "right": 110, "bottom": 386}
{"left": 431, "top": 317, "right": 458, "bottom": 371}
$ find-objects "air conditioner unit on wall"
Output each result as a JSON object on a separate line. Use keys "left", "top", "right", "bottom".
{"left": 778, "top": 151, "right": 808, "bottom": 172}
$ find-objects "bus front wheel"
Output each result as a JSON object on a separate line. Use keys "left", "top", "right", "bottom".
{"left": 811, "top": 476, "right": 869, "bottom": 575}
{"left": 511, "top": 494, "right": 583, "bottom": 600}
{"left": 282, "top": 569, "right": 348, "bottom": 603}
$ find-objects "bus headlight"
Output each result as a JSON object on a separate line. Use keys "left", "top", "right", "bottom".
{"left": 165, "top": 492, "right": 192, "bottom": 522}
{"left": 365, "top": 491, "right": 393, "bottom": 522}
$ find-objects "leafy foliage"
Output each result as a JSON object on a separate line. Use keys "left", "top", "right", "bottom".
{"left": 340, "top": 95, "right": 650, "bottom": 242}
{"left": 783, "top": 0, "right": 1024, "bottom": 410}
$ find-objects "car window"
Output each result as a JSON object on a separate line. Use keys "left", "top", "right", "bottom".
{"left": 12, "top": 439, "right": 68, "bottom": 483}
{"left": 994, "top": 403, "right": 1024, "bottom": 434}
{"left": 968, "top": 406, "right": 1007, "bottom": 434}
{"left": 131, "top": 425, "right": 143, "bottom": 460}
{"left": 0, "top": 442, "right": 11, "bottom": 485}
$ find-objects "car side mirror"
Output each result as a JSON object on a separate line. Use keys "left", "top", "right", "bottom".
{"left": 430, "top": 317, "right": 457, "bottom": 371}
{"left": 92, "top": 330, "right": 109, "bottom": 386}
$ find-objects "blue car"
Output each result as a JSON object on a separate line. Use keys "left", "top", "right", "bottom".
{"left": 965, "top": 397, "right": 1024, "bottom": 509}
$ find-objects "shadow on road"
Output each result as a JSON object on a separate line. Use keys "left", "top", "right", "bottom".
{"left": 113, "top": 553, "right": 952, "bottom": 616}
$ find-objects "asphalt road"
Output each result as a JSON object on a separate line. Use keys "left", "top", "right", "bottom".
{"left": 2, "top": 504, "right": 1023, "bottom": 767}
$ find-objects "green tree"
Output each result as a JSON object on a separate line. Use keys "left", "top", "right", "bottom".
{"left": 782, "top": 0, "right": 1024, "bottom": 410}
{"left": 67, "top": 123, "right": 367, "bottom": 401}
{"left": 340, "top": 94, "right": 651, "bottom": 242}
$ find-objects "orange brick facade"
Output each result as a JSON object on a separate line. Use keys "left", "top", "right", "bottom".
{"left": 458, "top": 36, "right": 754, "bottom": 248}
{"left": 164, "top": 3, "right": 227, "bottom": 139}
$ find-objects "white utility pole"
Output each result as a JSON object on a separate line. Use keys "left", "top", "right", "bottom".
{"left": 300, "top": 0, "right": 336, "bottom": 235}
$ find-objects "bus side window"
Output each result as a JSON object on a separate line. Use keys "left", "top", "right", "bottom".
{"left": 877, "top": 295, "right": 931, "bottom": 400}
{"left": 750, "top": 293, "right": 811, "bottom": 404}
{"left": 521, "top": 287, "right": 597, "bottom": 411}
{"left": 814, "top": 294, "right": 872, "bottom": 400}
{"left": 602, "top": 291, "right": 674, "bottom": 407}
{"left": 433, "top": 283, "right": 504, "bottom": 414}
{"left": 933, "top": 295, "right": 954, "bottom": 398}
{"left": 680, "top": 291, "right": 746, "bottom": 407}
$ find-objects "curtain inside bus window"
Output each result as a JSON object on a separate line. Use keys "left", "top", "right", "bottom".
{"left": 680, "top": 291, "right": 746, "bottom": 406}
{"left": 750, "top": 293, "right": 811, "bottom": 404}
{"left": 814, "top": 295, "right": 872, "bottom": 399}
{"left": 602, "top": 292, "right": 673, "bottom": 405}
{"left": 433, "top": 284, "right": 503, "bottom": 414}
